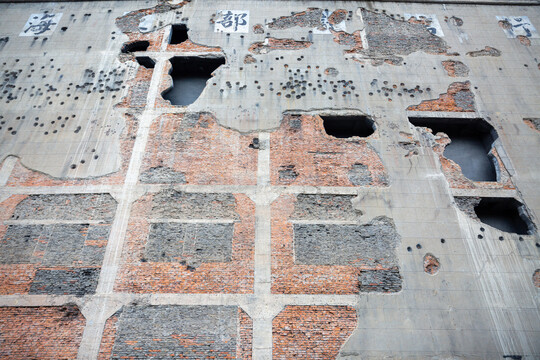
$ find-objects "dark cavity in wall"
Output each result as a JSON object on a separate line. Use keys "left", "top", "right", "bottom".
{"left": 121, "top": 40, "right": 149, "bottom": 53}
{"left": 163, "top": 56, "right": 225, "bottom": 106}
{"left": 474, "top": 198, "right": 533, "bottom": 235}
{"left": 136, "top": 56, "right": 155, "bottom": 69}
{"left": 170, "top": 24, "right": 189, "bottom": 44}
{"left": 409, "top": 117, "right": 498, "bottom": 181}
{"left": 321, "top": 115, "right": 375, "bottom": 138}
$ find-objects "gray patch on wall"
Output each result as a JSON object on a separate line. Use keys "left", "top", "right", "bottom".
{"left": 145, "top": 222, "right": 233, "bottom": 268}
{"left": 454, "top": 196, "right": 481, "bottom": 221}
{"left": 110, "top": 305, "right": 238, "bottom": 359}
{"left": 151, "top": 190, "right": 239, "bottom": 220}
{"left": 348, "top": 163, "right": 373, "bottom": 186}
{"left": 291, "top": 194, "right": 360, "bottom": 221}
{"left": 11, "top": 194, "right": 117, "bottom": 221}
{"left": 293, "top": 216, "right": 400, "bottom": 268}
{"left": 139, "top": 166, "right": 187, "bottom": 184}
{"left": 29, "top": 268, "right": 100, "bottom": 296}
{"left": 358, "top": 269, "right": 402, "bottom": 292}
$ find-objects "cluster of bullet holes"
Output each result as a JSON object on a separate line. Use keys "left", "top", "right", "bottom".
{"left": 407, "top": 243, "right": 423, "bottom": 252}
{"left": 70, "top": 148, "right": 99, "bottom": 170}
{"left": 136, "top": 56, "right": 155, "bottom": 69}
{"left": 369, "top": 79, "right": 430, "bottom": 101}
{"left": 474, "top": 198, "right": 533, "bottom": 235}
{"left": 76, "top": 68, "right": 125, "bottom": 99}
{"left": 163, "top": 56, "right": 225, "bottom": 106}
{"left": 321, "top": 115, "right": 375, "bottom": 138}
{"left": 169, "top": 24, "right": 189, "bottom": 44}
{"left": 409, "top": 117, "right": 499, "bottom": 182}
{"left": 121, "top": 40, "right": 149, "bottom": 54}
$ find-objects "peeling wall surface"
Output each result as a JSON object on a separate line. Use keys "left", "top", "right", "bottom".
{"left": 0, "top": 0, "right": 539, "bottom": 359}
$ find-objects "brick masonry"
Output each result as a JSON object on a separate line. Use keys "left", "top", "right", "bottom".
{"left": 0, "top": 305, "right": 85, "bottom": 359}
{"left": 273, "top": 306, "right": 357, "bottom": 359}
{"left": 0, "top": 194, "right": 116, "bottom": 295}
{"left": 98, "top": 305, "right": 252, "bottom": 359}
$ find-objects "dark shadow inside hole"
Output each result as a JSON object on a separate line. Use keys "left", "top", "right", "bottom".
{"left": 474, "top": 198, "right": 532, "bottom": 235}
{"left": 321, "top": 115, "right": 375, "bottom": 138}
{"left": 162, "top": 56, "right": 225, "bottom": 106}
{"left": 121, "top": 40, "right": 149, "bottom": 53}
{"left": 136, "top": 56, "right": 155, "bottom": 69}
{"left": 409, "top": 117, "right": 498, "bottom": 182}
{"left": 170, "top": 24, "right": 189, "bottom": 44}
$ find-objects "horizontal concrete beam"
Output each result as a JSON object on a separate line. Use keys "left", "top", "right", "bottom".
{"left": 0, "top": 0, "right": 539, "bottom": 4}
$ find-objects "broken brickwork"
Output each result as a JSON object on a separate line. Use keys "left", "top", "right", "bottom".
{"left": 524, "top": 118, "right": 540, "bottom": 133}
{"left": 249, "top": 38, "right": 313, "bottom": 54}
{"left": 272, "top": 194, "right": 401, "bottom": 294}
{"left": 0, "top": 305, "right": 85, "bottom": 359}
{"left": 407, "top": 81, "right": 475, "bottom": 112}
{"left": 271, "top": 114, "right": 388, "bottom": 186}
{"left": 273, "top": 306, "right": 357, "bottom": 359}
{"left": 98, "top": 305, "right": 251, "bottom": 359}
{"left": 442, "top": 60, "right": 470, "bottom": 77}
{"left": 0, "top": 194, "right": 116, "bottom": 295}
{"left": 138, "top": 113, "right": 257, "bottom": 185}
{"left": 424, "top": 253, "right": 440, "bottom": 275}
{"left": 115, "top": 190, "right": 254, "bottom": 293}
{"left": 466, "top": 46, "right": 502, "bottom": 57}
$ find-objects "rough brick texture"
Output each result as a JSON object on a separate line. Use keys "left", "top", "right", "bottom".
{"left": 358, "top": 269, "right": 402, "bottom": 292}
{"left": 534, "top": 269, "right": 540, "bottom": 288}
{"left": 524, "top": 118, "right": 540, "bottom": 133}
{"left": 139, "top": 113, "right": 257, "bottom": 185}
{"left": 249, "top": 38, "right": 312, "bottom": 54}
{"left": 273, "top": 306, "right": 357, "bottom": 360}
{"left": 98, "top": 305, "right": 252, "bottom": 359}
{"left": 291, "top": 194, "right": 360, "bottom": 221}
{"left": 272, "top": 194, "right": 401, "bottom": 294}
{"left": 0, "top": 194, "right": 115, "bottom": 295}
{"left": 424, "top": 253, "right": 440, "bottom": 275}
{"left": 115, "top": 191, "right": 254, "bottom": 293}
{"left": 466, "top": 46, "right": 501, "bottom": 57}
{"left": 271, "top": 115, "right": 388, "bottom": 187}
{"left": 442, "top": 60, "right": 470, "bottom": 77}
{"left": 0, "top": 305, "right": 85, "bottom": 359}
{"left": 407, "top": 81, "right": 475, "bottom": 112}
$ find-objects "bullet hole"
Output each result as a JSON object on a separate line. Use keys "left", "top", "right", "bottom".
{"left": 478, "top": 234, "right": 483, "bottom": 239}
{"left": 441, "top": 238, "right": 446, "bottom": 244}
{"left": 163, "top": 56, "right": 226, "bottom": 106}
{"left": 416, "top": 244, "right": 422, "bottom": 249}
{"left": 121, "top": 40, "right": 149, "bottom": 53}
{"left": 70, "top": 164, "right": 76, "bottom": 169}
{"left": 170, "top": 24, "right": 189, "bottom": 44}
{"left": 407, "top": 246, "right": 412, "bottom": 252}
{"left": 480, "top": 227, "right": 485, "bottom": 232}
{"left": 80, "top": 159, "right": 85, "bottom": 164}
{"left": 94, "top": 155, "right": 99, "bottom": 160}
{"left": 74, "top": 126, "right": 81, "bottom": 133}
{"left": 474, "top": 198, "right": 533, "bottom": 235}
{"left": 61, "top": 27, "right": 67, "bottom": 31}
{"left": 518, "top": 236, "right": 523, "bottom": 241}
{"left": 249, "top": 138, "right": 259, "bottom": 149}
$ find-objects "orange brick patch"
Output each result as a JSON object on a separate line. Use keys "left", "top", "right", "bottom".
{"left": 273, "top": 306, "right": 357, "bottom": 360}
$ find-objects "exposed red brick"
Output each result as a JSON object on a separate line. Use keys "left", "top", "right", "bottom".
{"left": 270, "top": 115, "right": 388, "bottom": 187}
{"left": 237, "top": 308, "right": 253, "bottom": 359}
{"left": 244, "top": 54, "right": 257, "bottom": 64}
{"left": 328, "top": 9, "right": 347, "bottom": 25}
{"left": 98, "top": 313, "right": 119, "bottom": 360}
{"left": 167, "top": 39, "right": 222, "bottom": 52}
{"left": 331, "top": 30, "right": 363, "bottom": 53}
{"left": 424, "top": 253, "right": 440, "bottom": 275}
{"left": 273, "top": 306, "right": 356, "bottom": 360}
{"left": 407, "top": 81, "right": 475, "bottom": 112}
{"left": 0, "top": 305, "right": 85, "bottom": 359}
{"left": 115, "top": 193, "right": 254, "bottom": 293}
{"left": 441, "top": 60, "right": 469, "bottom": 77}
{"left": 517, "top": 35, "right": 531, "bottom": 46}
{"left": 534, "top": 269, "right": 540, "bottom": 288}
{"left": 248, "top": 38, "right": 312, "bottom": 54}
{"left": 139, "top": 113, "right": 257, "bottom": 185}
{"left": 252, "top": 24, "right": 264, "bottom": 34}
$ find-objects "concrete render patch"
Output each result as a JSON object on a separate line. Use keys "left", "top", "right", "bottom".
{"left": 110, "top": 305, "right": 238, "bottom": 359}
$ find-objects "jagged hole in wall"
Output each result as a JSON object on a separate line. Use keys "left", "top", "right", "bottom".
{"left": 321, "top": 115, "right": 376, "bottom": 138}
{"left": 163, "top": 56, "right": 225, "bottom": 106}
{"left": 136, "top": 56, "right": 155, "bottom": 68}
{"left": 475, "top": 198, "right": 532, "bottom": 235}
{"left": 170, "top": 24, "right": 189, "bottom": 44}
{"left": 409, "top": 117, "right": 498, "bottom": 181}
{"left": 121, "top": 40, "right": 150, "bottom": 53}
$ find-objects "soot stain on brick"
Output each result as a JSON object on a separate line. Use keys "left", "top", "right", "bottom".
{"left": 151, "top": 189, "right": 239, "bottom": 220}
{"left": 407, "top": 81, "right": 475, "bottom": 112}
{"left": 139, "top": 166, "right": 186, "bottom": 184}
{"left": 110, "top": 305, "right": 238, "bottom": 359}
{"left": 145, "top": 222, "right": 233, "bottom": 268}
{"left": 291, "top": 194, "right": 361, "bottom": 221}
{"left": 279, "top": 165, "right": 299, "bottom": 182}
{"left": 29, "top": 268, "right": 100, "bottom": 296}
{"left": 293, "top": 216, "right": 400, "bottom": 269}
{"left": 358, "top": 269, "right": 402, "bottom": 292}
